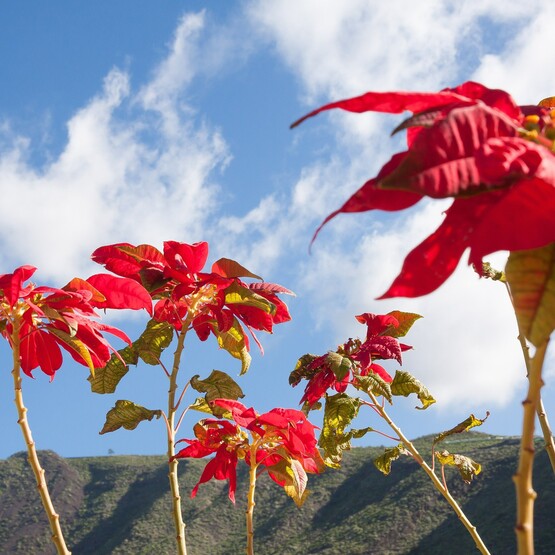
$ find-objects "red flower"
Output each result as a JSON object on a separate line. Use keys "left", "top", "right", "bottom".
{"left": 290, "top": 312, "right": 412, "bottom": 408}
{"left": 92, "top": 241, "right": 293, "bottom": 369}
{"left": 173, "top": 399, "right": 324, "bottom": 504}
{"left": 0, "top": 266, "right": 149, "bottom": 378}
{"left": 294, "top": 81, "right": 555, "bottom": 297}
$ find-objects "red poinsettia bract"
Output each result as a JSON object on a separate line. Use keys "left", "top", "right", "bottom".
{"left": 0, "top": 265, "right": 151, "bottom": 378}
{"left": 290, "top": 312, "right": 412, "bottom": 408}
{"left": 173, "top": 399, "right": 324, "bottom": 505}
{"left": 91, "top": 241, "right": 293, "bottom": 367}
{"left": 293, "top": 81, "right": 555, "bottom": 297}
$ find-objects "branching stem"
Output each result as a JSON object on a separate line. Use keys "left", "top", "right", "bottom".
{"left": 505, "top": 282, "right": 555, "bottom": 473}
{"left": 514, "top": 340, "right": 549, "bottom": 555}
{"left": 11, "top": 321, "right": 71, "bottom": 555}
{"left": 367, "top": 390, "right": 491, "bottom": 555}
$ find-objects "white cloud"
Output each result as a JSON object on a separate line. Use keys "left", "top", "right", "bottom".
{"left": 298, "top": 201, "right": 522, "bottom": 409}
{"left": 0, "top": 12, "right": 229, "bottom": 284}
{"left": 472, "top": 4, "right": 555, "bottom": 103}
{"left": 234, "top": 1, "right": 553, "bottom": 411}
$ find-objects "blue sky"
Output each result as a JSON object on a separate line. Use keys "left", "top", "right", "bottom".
{"left": 0, "top": 1, "right": 554, "bottom": 459}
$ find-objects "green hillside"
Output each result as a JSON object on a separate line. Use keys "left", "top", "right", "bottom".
{"left": 0, "top": 434, "right": 553, "bottom": 554}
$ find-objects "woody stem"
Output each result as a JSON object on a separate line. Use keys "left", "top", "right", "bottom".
{"left": 367, "top": 390, "right": 490, "bottom": 555}
{"left": 246, "top": 443, "right": 258, "bottom": 555}
{"left": 11, "top": 321, "right": 71, "bottom": 555}
{"left": 514, "top": 340, "right": 549, "bottom": 555}
{"left": 167, "top": 324, "right": 190, "bottom": 555}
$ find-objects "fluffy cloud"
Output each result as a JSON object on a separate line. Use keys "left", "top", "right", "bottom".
{"left": 237, "top": 0, "right": 554, "bottom": 411}
{"left": 0, "top": 12, "right": 229, "bottom": 283}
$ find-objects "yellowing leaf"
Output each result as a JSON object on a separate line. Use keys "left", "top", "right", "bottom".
{"left": 47, "top": 327, "right": 95, "bottom": 374}
{"left": 136, "top": 320, "right": 174, "bottom": 365}
{"left": 384, "top": 311, "right": 423, "bottom": 337}
{"left": 505, "top": 244, "right": 555, "bottom": 347}
{"left": 391, "top": 370, "right": 435, "bottom": 409}
{"left": 435, "top": 450, "right": 482, "bottom": 484}
{"left": 374, "top": 444, "right": 409, "bottom": 475}
{"left": 319, "top": 393, "right": 362, "bottom": 468}
{"left": 433, "top": 413, "right": 489, "bottom": 447}
{"left": 99, "top": 400, "right": 162, "bottom": 434}
{"left": 88, "top": 346, "right": 138, "bottom": 394}
{"left": 224, "top": 282, "right": 276, "bottom": 314}
{"left": 215, "top": 318, "right": 252, "bottom": 374}
{"left": 190, "top": 370, "right": 245, "bottom": 416}
{"left": 188, "top": 397, "right": 234, "bottom": 419}
{"left": 356, "top": 374, "right": 392, "bottom": 403}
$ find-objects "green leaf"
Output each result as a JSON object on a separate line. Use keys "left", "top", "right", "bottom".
{"left": 212, "top": 258, "right": 263, "bottom": 280}
{"left": 190, "top": 370, "right": 245, "bottom": 417}
{"left": 435, "top": 450, "right": 482, "bottom": 484}
{"left": 433, "top": 413, "right": 489, "bottom": 447}
{"left": 505, "top": 244, "right": 555, "bottom": 347}
{"left": 188, "top": 397, "right": 233, "bottom": 419}
{"left": 355, "top": 374, "right": 392, "bottom": 404}
{"left": 99, "top": 400, "right": 162, "bottom": 434}
{"left": 88, "top": 346, "right": 138, "bottom": 394}
{"left": 135, "top": 320, "right": 174, "bottom": 365}
{"left": 88, "top": 319, "right": 174, "bottom": 394}
{"left": 384, "top": 311, "right": 423, "bottom": 338}
{"left": 289, "top": 354, "right": 319, "bottom": 386}
{"left": 214, "top": 317, "right": 252, "bottom": 374}
{"left": 391, "top": 370, "right": 435, "bottom": 409}
{"left": 325, "top": 351, "right": 353, "bottom": 381}
{"left": 318, "top": 393, "right": 362, "bottom": 468}
{"left": 224, "top": 282, "right": 276, "bottom": 315}
{"left": 374, "top": 443, "right": 409, "bottom": 475}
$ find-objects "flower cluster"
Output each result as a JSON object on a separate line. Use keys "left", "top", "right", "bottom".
{"left": 294, "top": 81, "right": 555, "bottom": 297}
{"left": 174, "top": 399, "right": 324, "bottom": 504}
{"left": 0, "top": 265, "right": 149, "bottom": 377}
{"left": 92, "top": 242, "right": 292, "bottom": 368}
{"left": 290, "top": 312, "right": 414, "bottom": 407}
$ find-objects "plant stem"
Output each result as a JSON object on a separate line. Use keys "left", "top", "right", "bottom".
{"left": 367, "top": 390, "right": 491, "bottom": 555}
{"left": 246, "top": 444, "right": 258, "bottom": 555}
{"left": 514, "top": 340, "right": 549, "bottom": 555}
{"left": 515, "top": 331, "right": 555, "bottom": 474}
{"left": 506, "top": 283, "right": 555, "bottom": 473}
{"left": 167, "top": 326, "right": 189, "bottom": 555}
{"left": 11, "top": 323, "right": 71, "bottom": 555}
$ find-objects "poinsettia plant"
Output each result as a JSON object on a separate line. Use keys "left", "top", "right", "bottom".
{"left": 0, "top": 264, "right": 149, "bottom": 555}
{"left": 291, "top": 310, "right": 490, "bottom": 554}
{"left": 293, "top": 81, "right": 555, "bottom": 554}
{"left": 90, "top": 240, "right": 293, "bottom": 555}
{"left": 174, "top": 398, "right": 324, "bottom": 555}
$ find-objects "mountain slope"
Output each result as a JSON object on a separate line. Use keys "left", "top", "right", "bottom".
{"left": 0, "top": 434, "right": 553, "bottom": 554}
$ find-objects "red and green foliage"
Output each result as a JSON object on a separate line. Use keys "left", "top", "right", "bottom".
{"left": 174, "top": 399, "right": 325, "bottom": 506}
{"left": 293, "top": 81, "right": 555, "bottom": 298}
{"left": 0, "top": 265, "right": 148, "bottom": 377}
{"left": 92, "top": 241, "right": 292, "bottom": 374}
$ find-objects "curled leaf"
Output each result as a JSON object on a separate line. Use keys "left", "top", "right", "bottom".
{"left": 190, "top": 370, "right": 245, "bottom": 417}
{"left": 100, "top": 400, "right": 162, "bottom": 434}
{"left": 374, "top": 444, "right": 409, "bottom": 475}
{"left": 391, "top": 370, "right": 435, "bottom": 409}
{"left": 435, "top": 450, "right": 482, "bottom": 484}
{"left": 433, "top": 412, "right": 489, "bottom": 447}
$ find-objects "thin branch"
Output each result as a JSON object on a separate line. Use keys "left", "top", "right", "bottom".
{"left": 505, "top": 282, "right": 555, "bottom": 474}
{"left": 367, "top": 390, "right": 491, "bottom": 555}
